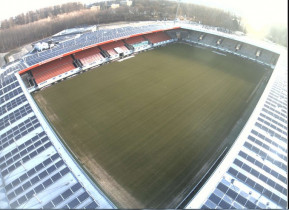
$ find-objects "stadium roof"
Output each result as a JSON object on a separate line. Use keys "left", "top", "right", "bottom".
{"left": 0, "top": 21, "right": 287, "bottom": 209}
{"left": 186, "top": 48, "right": 288, "bottom": 209}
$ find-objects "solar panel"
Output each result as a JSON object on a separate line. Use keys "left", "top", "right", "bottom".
{"left": 78, "top": 192, "right": 89, "bottom": 202}
{"left": 43, "top": 179, "right": 53, "bottom": 188}
{"left": 10, "top": 201, "right": 19, "bottom": 208}
{"left": 61, "top": 188, "right": 73, "bottom": 199}
{"left": 60, "top": 167, "right": 70, "bottom": 176}
{"left": 47, "top": 165, "right": 56, "bottom": 173}
{"left": 34, "top": 184, "right": 44, "bottom": 193}
{"left": 22, "top": 181, "right": 32, "bottom": 190}
{"left": 71, "top": 183, "right": 82, "bottom": 193}
{"left": 25, "top": 190, "right": 34, "bottom": 200}
{"left": 17, "top": 195, "right": 28, "bottom": 205}
{"left": 12, "top": 179, "right": 21, "bottom": 187}
{"left": 55, "top": 160, "right": 64, "bottom": 168}
{"left": 31, "top": 176, "right": 40, "bottom": 184}
{"left": 209, "top": 193, "right": 221, "bottom": 205}
{"left": 19, "top": 173, "right": 28, "bottom": 181}
{"left": 200, "top": 204, "right": 210, "bottom": 209}
{"left": 43, "top": 201, "right": 54, "bottom": 209}
{"left": 68, "top": 198, "right": 80, "bottom": 209}
{"left": 15, "top": 187, "right": 23, "bottom": 195}
{"left": 39, "top": 171, "right": 48, "bottom": 179}
{"left": 217, "top": 183, "right": 228, "bottom": 193}
{"left": 219, "top": 200, "right": 231, "bottom": 209}
{"left": 235, "top": 195, "right": 247, "bottom": 205}
{"left": 7, "top": 192, "right": 16, "bottom": 200}
{"left": 52, "top": 195, "right": 64, "bottom": 206}
{"left": 85, "top": 201, "right": 98, "bottom": 209}
{"left": 35, "top": 164, "right": 44, "bottom": 172}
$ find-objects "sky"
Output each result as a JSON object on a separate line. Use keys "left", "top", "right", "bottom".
{"left": 0, "top": 0, "right": 98, "bottom": 20}
{"left": 183, "top": 0, "right": 287, "bottom": 38}
{"left": 0, "top": 0, "right": 287, "bottom": 37}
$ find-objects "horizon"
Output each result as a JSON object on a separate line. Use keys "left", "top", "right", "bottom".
{"left": 0, "top": 0, "right": 287, "bottom": 40}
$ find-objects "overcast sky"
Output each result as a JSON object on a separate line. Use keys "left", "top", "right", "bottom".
{"left": 187, "top": 0, "right": 287, "bottom": 24}
{"left": 0, "top": 0, "right": 96, "bottom": 20}
{"left": 0, "top": 0, "right": 287, "bottom": 33}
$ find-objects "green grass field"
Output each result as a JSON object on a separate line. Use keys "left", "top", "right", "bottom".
{"left": 33, "top": 43, "right": 266, "bottom": 208}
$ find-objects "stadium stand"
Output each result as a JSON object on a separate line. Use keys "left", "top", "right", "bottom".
{"left": 99, "top": 40, "right": 129, "bottom": 57}
{"left": 31, "top": 56, "right": 75, "bottom": 84}
{"left": 188, "top": 55, "right": 288, "bottom": 209}
{"left": 200, "top": 33, "right": 218, "bottom": 46}
{"left": 216, "top": 38, "right": 223, "bottom": 45}
{"left": 22, "top": 24, "right": 172, "bottom": 67}
{"left": 124, "top": 35, "right": 150, "bottom": 52}
{"left": 181, "top": 29, "right": 281, "bottom": 68}
{"left": 0, "top": 62, "right": 114, "bottom": 209}
{"left": 166, "top": 30, "right": 178, "bottom": 39}
{"left": 185, "top": 30, "right": 203, "bottom": 43}
{"left": 238, "top": 43, "right": 259, "bottom": 58}
{"left": 74, "top": 47, "right": 104, "bottom": 66}
{"left": 144, "top": 31, "right": 171, "bottom": 44}
{"left": 124, "top": 35, "right": 146, "bottom": 45}
{"left": 179, "top": 30, "right": 189, "bottom": 39}
{"left": 219, "top": 38, "right": 238, "bottom": 52}
{"left": 0, "top": 22, "right": 286, "bottom": 209}
{"left": 258, "top": 49, "right": 279, "bottom": 65}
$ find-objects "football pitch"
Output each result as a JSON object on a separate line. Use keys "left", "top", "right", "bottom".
{"left": 33, "top": 43, "right": 266, "bottom": 208}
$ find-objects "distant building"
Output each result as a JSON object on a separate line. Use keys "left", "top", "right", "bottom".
{"left": 90, "top": 5, "right": 100, "bottom": 11}
{"left": 111, "top": 3, "right": 120, "bottom": 9}
{"left": 34, "top": 42, "right": 50, "bottom": 51}
{"left": 126, "top": 0, "right": 133, "bottom": 6}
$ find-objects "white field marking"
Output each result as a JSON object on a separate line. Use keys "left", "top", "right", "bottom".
{"left": 117, "top": 55, "right": 135, "bottom": 62}
{"left": 212, "top": 50, "right": 227, "bottom": 56}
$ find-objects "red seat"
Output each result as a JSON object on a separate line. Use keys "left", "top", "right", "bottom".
{"left": 31, "top": 56, "right": 75, "bottom": 84}
{"left": 125, "top": 36, "right": 145, "bottom": 45}
{"left": 144, "top": 32, "right": 171, "bottom": 44}
{"left": 100, "top": 40, "right": 129, "bottom": 56}
{"left": 74, "top": 46, "right": 104, "bottom": 66}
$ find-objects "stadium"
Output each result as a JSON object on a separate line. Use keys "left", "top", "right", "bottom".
{"left": 0, "top": 21, "right": 287, "bottom": 209}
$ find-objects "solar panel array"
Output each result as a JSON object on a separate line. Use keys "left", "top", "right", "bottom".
{"left": 0, "top": 33, "right": 124, "bottom": 209}
{"left": 23, "top": 24, "right": 175, "bottom": 67}
{"left": 0, "top": 72, "right": 113, "bottom": 208}
{"left": 0, "top": 22, "right": 287, "bottom": 209}
{"left": 183, "top": 31, "right": 279, "bottom": 67}
{"left": 1, "top": 23, "right": 179, "bottom": 209}
{"left": 186, "top": 50, "right": 287, "bottom": 209}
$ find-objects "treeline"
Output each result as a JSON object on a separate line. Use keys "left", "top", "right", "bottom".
{"left": 0, "top": 0, "right": 256, "bottom": 53}
{"left": 266, "top": 26, "right": 287, "bottom": 47}
{"left": 0, "top": 2, "right": 84, "bottom": 29}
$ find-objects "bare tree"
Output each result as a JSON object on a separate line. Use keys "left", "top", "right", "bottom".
{"left": 1, "top": 0, "right": 283, "bottom": 53}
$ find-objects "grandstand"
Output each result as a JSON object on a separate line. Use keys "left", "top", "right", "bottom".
{"left": 0, "top": 69, "right": 115, "bottom": 209}
{"left": 31, "top": 56, "right": 75, "bottom": 85}
{"left": 238, "top": 43, "right": 260, "bottom": 58}
{"left": 199, "top": 33, "right": 218, "bottom": 46}
{"left": 218, "top": 38, "right": 239, "bottom": 52}
{"left": 74, "top": 46, "right": 105, "bottom": 67}
{"left": 99, "top": 40, "right": 131, "bottom": 58}
{"left": 124, "top": 35, "right": 146, "bottom": 45}
{"left": 259, "top": 49, "right": 279, "bottom": 65}
{"left": 144, "top": 31, "right": 173, "bottom": 46}
{"left": 165, "top": 30, "right": 179, "bottom": 40}
{"left": 0, "top": 21, "right": 287, "bottom": 209}
{"left": 185, "top": 31, "right": 204, "bottom": 43}
{"left": 124, "top": 35, "right": 150, "bottom": 52}
{"left": 185, "top": 50, "right": 287, "bottom": 209}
